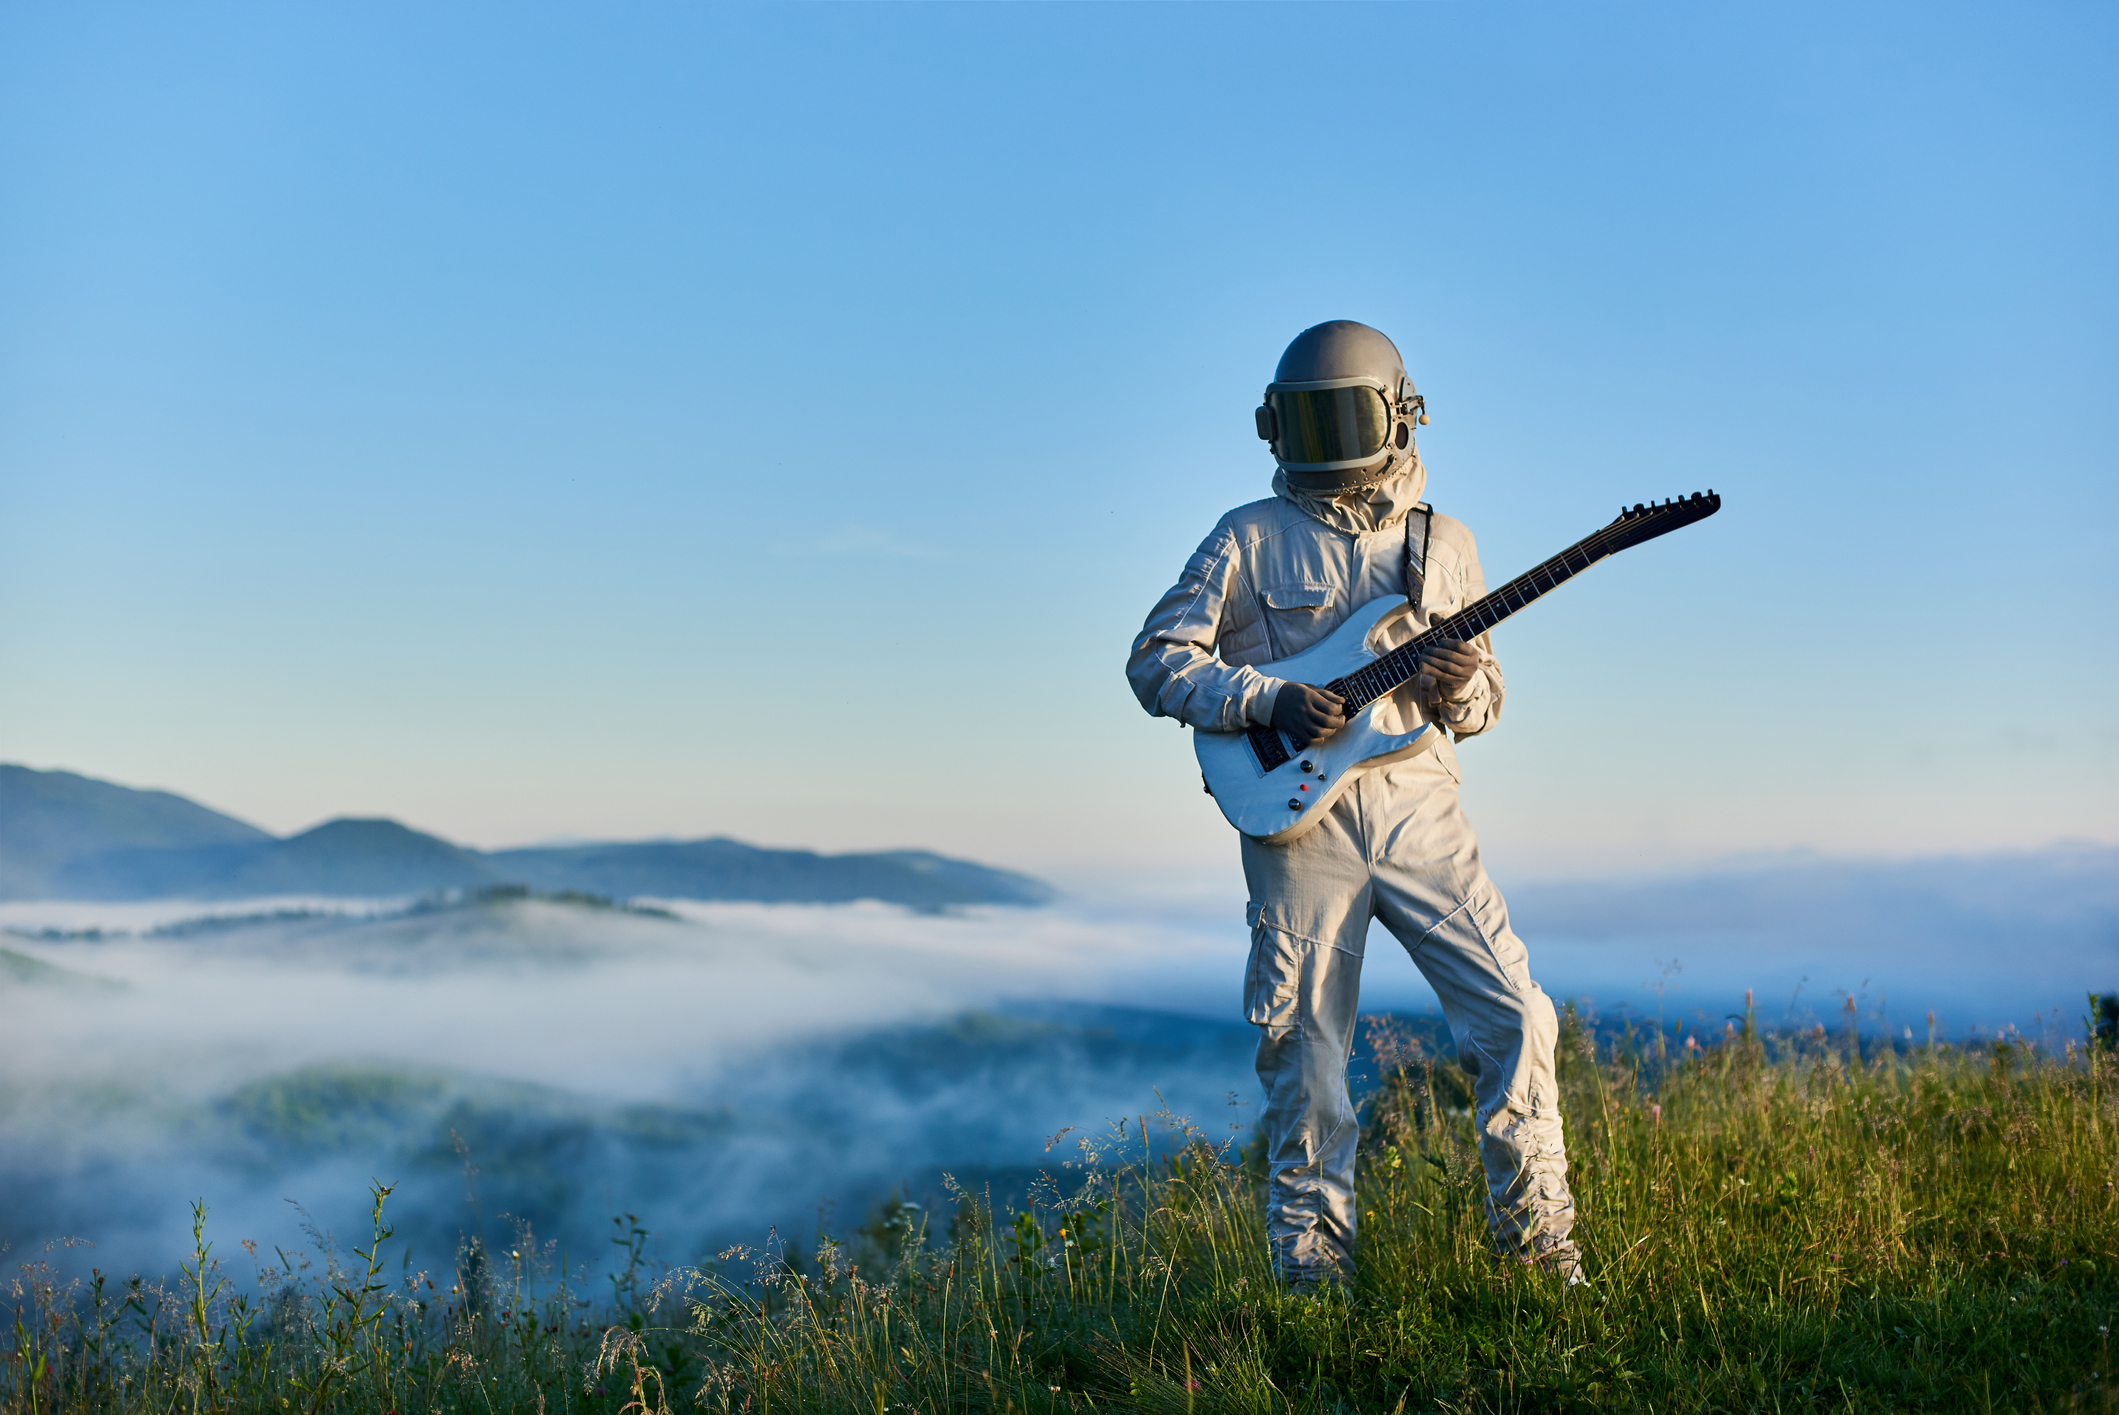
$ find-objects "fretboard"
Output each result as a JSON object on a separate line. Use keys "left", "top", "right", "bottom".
{"left": 1323, "top": 518, "right": 1635, "bottom": 712}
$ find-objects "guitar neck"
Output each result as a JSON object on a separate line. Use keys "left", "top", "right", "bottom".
{"left": 1239, "top": 491, "right": 1716, "bottom": 776}
{"left": 1325, "top": 519, "right": 1631, "bottom": 712}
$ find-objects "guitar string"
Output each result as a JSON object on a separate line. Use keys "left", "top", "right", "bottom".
{"left": 1324, "top": 503, "right": 1709, "bottom": 710}
{"left": 1252, "top": 500, "right": 1711, "bottom": 760}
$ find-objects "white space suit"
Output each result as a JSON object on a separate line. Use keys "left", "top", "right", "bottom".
{"left": 1127, "top": 449, "right": 1579, "bottom": 1284}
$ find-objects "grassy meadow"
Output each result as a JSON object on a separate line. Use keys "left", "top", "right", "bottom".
{"left": 6, "top": 1003, "right": 2115, "bottom": 1414}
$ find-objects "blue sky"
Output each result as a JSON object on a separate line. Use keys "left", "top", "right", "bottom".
{"left": 2, "top": 2, "right": 2112, "bottom": 878}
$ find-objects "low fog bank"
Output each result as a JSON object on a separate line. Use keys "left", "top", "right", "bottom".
{"left": 0, "top": 892, "right": 1256, "bottom": 1280}
{"left": 1502, "top": 843, "right": 2119, "bottom": 1035}
{"left": 0, "top": 893, "right": 1243, "bottom": 1099}
{"left": 3, "top": 843, "right": 2110, "bottom": 1281}
{"left": 2, "top": 1002, "right": 1259, "bottom": 1292}
{"left": 1037, "top": 842, "right": 2117, "bottom": 1034}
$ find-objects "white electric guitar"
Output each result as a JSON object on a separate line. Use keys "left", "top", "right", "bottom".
{"left": 1197, "top": 492, "right": 1722, "bottom": 842}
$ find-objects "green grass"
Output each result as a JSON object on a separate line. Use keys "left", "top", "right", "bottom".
{"left": 8, "top": 1009, "right": 2116, "bottom": 1413}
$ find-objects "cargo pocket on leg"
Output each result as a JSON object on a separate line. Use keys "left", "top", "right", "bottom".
{"left": 1243, "top": 911, "right": 1306, "bottom": 1034}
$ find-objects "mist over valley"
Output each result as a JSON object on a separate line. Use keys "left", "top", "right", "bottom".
{"left": 2, "top": 765, "right": 2110, "bottom": 1287}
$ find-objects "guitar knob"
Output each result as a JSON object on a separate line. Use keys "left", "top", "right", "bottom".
{"left": 1288, "top": 799, "right": 1303, "bottom": 811}
{"left": 1299, "top": 759, "right": 1314, "bottom": 772}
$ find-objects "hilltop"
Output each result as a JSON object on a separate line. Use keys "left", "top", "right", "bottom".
{"left": 0, "top": 765, "right": 269, "bottom": 898}
{"left": 0, "top": 764, "right": 1050, "bottom": 909}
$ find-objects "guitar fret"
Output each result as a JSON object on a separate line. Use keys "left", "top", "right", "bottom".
{"left": 1215, "top": 500, "right": 1717, "bottom": 837}
{"left": 1330, "top": 516, "right": 1674, "bottom": 720}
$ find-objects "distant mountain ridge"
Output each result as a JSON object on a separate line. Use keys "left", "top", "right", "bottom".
{"left": 0, "top": 765, "right": 1051, "bottom": 909}
{"left": 0, "top": 766, "right": 270, "bottom": 898}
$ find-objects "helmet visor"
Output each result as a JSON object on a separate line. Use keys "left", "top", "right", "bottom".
{"left": 1269, "top": 384, "right": 1390, "bottom": 469}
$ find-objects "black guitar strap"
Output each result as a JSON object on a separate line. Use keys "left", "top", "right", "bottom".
{"left": 1404, "top": 503, "right": 1433, "bottom": 618}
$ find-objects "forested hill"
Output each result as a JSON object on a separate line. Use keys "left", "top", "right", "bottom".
{"left": 0, "top": 765, "right": 1051, "bottom": 909}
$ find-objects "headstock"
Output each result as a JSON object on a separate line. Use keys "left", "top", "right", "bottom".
{"left": 1604, "top": 490, "right": 1721, "bottom": 550}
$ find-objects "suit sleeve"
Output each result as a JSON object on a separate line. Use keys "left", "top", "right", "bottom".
{"left": 1126, "top": 523, "right": 1283, "bottom": 732}
{"left": 1433, "top": 528, "right": 1505, "bottom": 740}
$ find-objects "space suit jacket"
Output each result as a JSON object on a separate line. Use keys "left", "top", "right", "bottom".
{"left": 1125, "top": 463, "right": 1504, "bottom": 753}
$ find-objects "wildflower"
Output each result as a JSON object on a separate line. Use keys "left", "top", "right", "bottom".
{"left": 1649, "top": 1104, "right": 1662, "bottom": 1125}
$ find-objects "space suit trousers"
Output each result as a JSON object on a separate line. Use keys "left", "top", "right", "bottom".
{"left": 1239, "top": 752, "right": 1577, "bottom": 1282}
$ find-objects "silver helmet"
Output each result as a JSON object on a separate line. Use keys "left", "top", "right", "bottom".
{"left": 1254, "top": 320, "right": 1428, "bottom": 492}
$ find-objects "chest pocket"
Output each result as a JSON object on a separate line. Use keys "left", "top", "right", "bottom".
{"left": 1262, "top": 583, "right": 1333, "bottom": 612}
{"left": 1259, "top": 581, "right": 1338, "bottom": 657}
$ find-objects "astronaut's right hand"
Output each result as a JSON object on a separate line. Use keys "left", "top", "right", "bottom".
{"left": 1270, "top": 683, "right": 1347, "bottom": 749}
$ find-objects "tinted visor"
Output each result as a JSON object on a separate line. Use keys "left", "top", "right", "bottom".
{"left": 1270, "top": 384, "right": 1389, "bottom": 467}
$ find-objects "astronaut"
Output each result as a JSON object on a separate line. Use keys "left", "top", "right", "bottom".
{"left": 1126, "top": 320, "right": 1580, "bottom": 1287}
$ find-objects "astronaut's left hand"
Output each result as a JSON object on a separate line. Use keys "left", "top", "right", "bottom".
{"left": 1413, "top": 640, "right": 1484, "bottom": 704}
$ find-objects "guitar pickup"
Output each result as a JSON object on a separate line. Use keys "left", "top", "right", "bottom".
{"left": 1247, "top": 725, "right": 1292, "bottom": 774}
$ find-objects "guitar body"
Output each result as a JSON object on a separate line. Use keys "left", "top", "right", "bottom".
{"left": 1194, "top": 594, "right": 1439, "bottom": 845}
